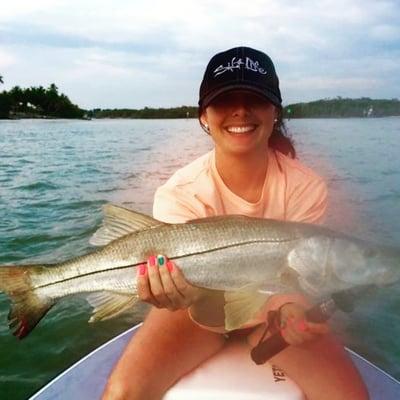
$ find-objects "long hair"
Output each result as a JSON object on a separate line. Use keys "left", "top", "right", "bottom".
{"left": 268, "top": 109, "right": 296, "bottom": 158}
{"left": 198, "top": 106, "right": 296, "bottom": 159}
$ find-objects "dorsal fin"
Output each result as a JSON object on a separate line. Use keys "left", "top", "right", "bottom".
{"left": 90, "top": 204, "right": 165, "bottom": 246}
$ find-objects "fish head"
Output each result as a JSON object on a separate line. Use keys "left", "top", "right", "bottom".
{"left": 287, "top": 236, "right": 334, "bottom": 297}
{"left": 329, "top": 238, "right": 400, "bottom": 288}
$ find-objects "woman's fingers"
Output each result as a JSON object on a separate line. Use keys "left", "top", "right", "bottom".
{"left": 281, "top": 318, "right": 315, "bottom": 345}
{"left": 279, "top": 303, "right": 330, "bottom": 346}
{"left": 136, "top": 263, "right": 161, "bottom": 308}
{"left": 169, "top": 263, "right": 203, "bottom": 303}
{"left": 136, "top": 255, "right": 200, "bottom": 311}
{"left": 146, "top": 255, "right": 175, "bottom": 310}
{"left": 306, "top": 321, "right": 330, "bottom": 335}
{"left": 158, "top": 257, "right": 188, "bottom": 310}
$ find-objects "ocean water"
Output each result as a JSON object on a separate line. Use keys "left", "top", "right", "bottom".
{"left": 0, "top": 117, "right": 399, "bottom": 398}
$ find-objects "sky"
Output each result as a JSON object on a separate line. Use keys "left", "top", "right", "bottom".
{"left": 0, "top": 0, "right": 399, "bottom": 109}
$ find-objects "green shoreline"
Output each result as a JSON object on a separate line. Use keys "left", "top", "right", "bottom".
{"left": 1, "top": 82, "right": 400, "bottom": 120}
{"left": 86, "top": 98, "right": 400, "bottom": 119}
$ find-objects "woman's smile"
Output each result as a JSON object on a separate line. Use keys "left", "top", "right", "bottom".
{"left": 200, "top": 90, "right": 277, "bottom": 156}
{"left": 224, "top": 124, "right": 258, "bottom": 134}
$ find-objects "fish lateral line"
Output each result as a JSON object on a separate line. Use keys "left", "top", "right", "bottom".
{"left": 25, "top": 238, "right": 296, "bottom": 291}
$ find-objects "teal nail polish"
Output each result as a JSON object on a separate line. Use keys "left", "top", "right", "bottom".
{"left": 157, "top": 255, "right": 165, "bottom": 266}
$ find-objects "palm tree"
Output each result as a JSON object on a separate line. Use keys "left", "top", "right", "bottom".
{"left": 0, "top": 75, "right": 3, "bottom": 84}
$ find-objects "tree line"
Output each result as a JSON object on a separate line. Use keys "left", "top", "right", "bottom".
{"left": 0, "top": 81, "right": 84, "bottom": 119}
{"left": 87, "top": 106, "right": 198, "bottom": 119}
{"left": 283, "top": 97, "right": 400, "bottom": 118}
{"left": 1, "top": 74, "right": 399, "bottom": 120}
{"left": 89, "top": 98, "right": 400, "bottom": 119}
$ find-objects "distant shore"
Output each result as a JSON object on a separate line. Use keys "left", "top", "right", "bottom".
{"left": 0, "top": 84, "right": 85, "bottom": 119}
{"left": 283, "top": 97, "right": 400, "bottom": 118}
{"left": 3, "top": 113, "right": 92, "bottom": 120}
{"left": 86, "top": 98, "right": 400, "bottom": 119}
{"left": 2, "top": 91, "right": 400, "bottom": 120}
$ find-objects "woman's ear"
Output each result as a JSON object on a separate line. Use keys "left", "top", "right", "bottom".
{"left": 200, "top": 110, "right": 208, "bottom": 127}
{"left": 200, "top": 111, "right": 210, "bottom": 133}
{"left": 273, "top": 107, "right": 280, "bottom": 123}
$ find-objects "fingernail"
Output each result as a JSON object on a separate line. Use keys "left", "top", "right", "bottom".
{"left": 297, "top": 320, "right": 307, "bottom": 332}
{"left": 148, "top": 255, "right": 157, "bottom": 267}
{"left": 166, "top": 261, "right": 174, "bottom": 272}
{"left": 138, "top": 264, "right": 147, "bottom": 276}
{"left": 157, "top": 255, "right": 165, "bottom": 266}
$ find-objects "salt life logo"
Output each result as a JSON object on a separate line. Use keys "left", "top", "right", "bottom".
{"left": 213, "top": 57, "right": 267, "bottom": 77}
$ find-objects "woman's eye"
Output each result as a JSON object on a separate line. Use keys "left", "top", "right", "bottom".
{"left": 212, "top": 93, "right": 267, "bottom": 108}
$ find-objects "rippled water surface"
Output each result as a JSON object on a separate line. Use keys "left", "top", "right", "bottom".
{"left": 0, "top": 117, "right": 399, "bottom": 398}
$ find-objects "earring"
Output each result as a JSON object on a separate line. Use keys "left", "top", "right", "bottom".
{"left": 204, "top": 123, "right": 209, "bottom": 131}
{"left": 274, "top": 118, "right": 278, "bottom": 123}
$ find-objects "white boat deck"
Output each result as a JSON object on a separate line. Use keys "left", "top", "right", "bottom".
{"left": 29, "top": 324, "right": 400, "bottom": 400}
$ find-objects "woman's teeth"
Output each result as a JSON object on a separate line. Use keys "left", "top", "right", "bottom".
{"left": 226, "top": 125, "right": 256, "bottom": 134}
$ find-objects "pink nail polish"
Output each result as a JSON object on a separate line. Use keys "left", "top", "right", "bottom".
{"left": 138, "top": 264, "right": 147, "bottom": 276}
{"left": 297, "top": 320, "right": 307, "bottom": 332}
{"left": 166, "top": 261, "right": 174, "bottom": 272}
{"left": 148, "top": 255, "right": 157, "bottom": 266}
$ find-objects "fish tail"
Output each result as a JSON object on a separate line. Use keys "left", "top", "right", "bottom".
{"left": 0, "top": 266, "right": 55, "bottom": 339}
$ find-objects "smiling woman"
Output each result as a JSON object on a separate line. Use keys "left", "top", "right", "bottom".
{"left": 102, "top": 47, "right": 368, "bottom": 400}
{"left": 198, "top": 47, "right": 296, "bottom": 159}
{"left": 201, "top": 91, "right": 277, "bottom": 157}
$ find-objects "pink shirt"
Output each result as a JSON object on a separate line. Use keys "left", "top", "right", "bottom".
{"left": 153, "top": 148, "right": 327, "bottom": 224}
{"left": 152, "top": 149, "right": 327, "bottom": 332}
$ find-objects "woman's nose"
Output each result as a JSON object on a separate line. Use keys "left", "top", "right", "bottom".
{"left": 231, "top": 103, "right": 251, "bottom": 117}
{"left": 229, "top": 95, "right": 251, "bottom": 115}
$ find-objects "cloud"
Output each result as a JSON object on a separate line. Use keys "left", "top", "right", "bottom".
{"left": 0, "top": 0, "right": 399, "bottom": 107}
{"left": 0, "top": 0, "right": 59, "bottom": 21}
{"left": 370, "top": 24, "right": 400, "bottom": 41}
{"left": 287, "top": 76, "right": 382, "bottom": 92}
{"left": 0, "top": 48, "right": 17, "bottom": 69}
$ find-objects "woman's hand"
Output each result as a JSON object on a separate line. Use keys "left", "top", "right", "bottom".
{"left": 136, "top": 255, "right": 204, "bottom": 311}
{"left": 279, "top": 302, "right": 330, "bottom": 346}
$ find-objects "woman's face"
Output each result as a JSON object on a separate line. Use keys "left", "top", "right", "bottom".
{"left": 201, "top": 90, "right": 277, "bottom": 157}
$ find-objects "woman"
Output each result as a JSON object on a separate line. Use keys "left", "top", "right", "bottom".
{"left": 103, "top": 47, "right": 368, "bottom": 400}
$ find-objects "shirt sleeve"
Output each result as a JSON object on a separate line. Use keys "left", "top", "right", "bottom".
{"left": 286, "top": 177, "right": 328, "bottom": 224}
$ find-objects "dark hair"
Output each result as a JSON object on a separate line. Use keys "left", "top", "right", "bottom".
{"left": 198, "top": 106, "right": 296, "bottom": 159}
{"left": 268, "top": 109, "right": 296, "bottom": 158}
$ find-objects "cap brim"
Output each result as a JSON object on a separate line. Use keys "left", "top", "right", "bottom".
{"left": 200, "top": 84, "right": 282, "bottom": 109}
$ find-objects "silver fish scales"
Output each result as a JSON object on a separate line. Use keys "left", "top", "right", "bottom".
{"left": 0, "top": 204, "right": 399, "bottom": 338}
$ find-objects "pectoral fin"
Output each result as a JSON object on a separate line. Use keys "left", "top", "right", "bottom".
{"left": 224, "top": 287, "right": 269, "bottom": 331}
{"left": 86, "top": 291, "right": 139, "bottom": 322}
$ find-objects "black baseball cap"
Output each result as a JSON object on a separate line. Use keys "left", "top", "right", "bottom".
{"left": 199, "top": 46, "right": 282, "bottom": 109}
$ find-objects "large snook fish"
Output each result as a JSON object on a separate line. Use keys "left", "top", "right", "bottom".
{"left": 0, "top": 204, "right": 399, "bottom": 339}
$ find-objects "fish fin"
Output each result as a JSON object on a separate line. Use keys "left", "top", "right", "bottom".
{"left": 86, "top": 291, "right": 139, "bottom": 322}
{"left": 0, "top": 266, "right": 55, "bottom": 339}
{"left": 224, "top": 287, "right": 269, "bottom": 331}
{"left": 90, "top": 204, "right": 165, "bottom": 246}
